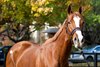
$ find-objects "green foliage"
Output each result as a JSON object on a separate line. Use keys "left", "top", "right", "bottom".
{"left": 83, "top": 0, "right": 100, "bottom": 44}
{"left": 0, "top": 0, "right": 33, "bottom": 25}
{"left": 0, "top": 0, "right": 95, "bottom": 27}
{"left": 85, "top": 0, "right": 100, "bottom": 26}
{"left": 0, "top": 0, "right": 100, "bottom": 27}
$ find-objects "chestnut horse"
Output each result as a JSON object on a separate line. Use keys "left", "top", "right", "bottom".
{"left": 6, "top": 5, "right": 84, "bottom": 67}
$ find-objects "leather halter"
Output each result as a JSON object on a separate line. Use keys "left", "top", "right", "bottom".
{"left": 67, "top": 27, "right": 81, "bottom": 36}
{"left": 66, "top": 21, "right": 81, "bottom": 36}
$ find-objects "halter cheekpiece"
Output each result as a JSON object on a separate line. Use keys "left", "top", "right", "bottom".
{"left": 66, "top": 19, "right": 81, "bottom": 36}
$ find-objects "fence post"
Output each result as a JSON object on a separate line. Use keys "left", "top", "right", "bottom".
{"left": 4, "top": 52, "right": 6, "bottom": 67}
{"left": 94, "top": 53, "right": 97, "bottom": 67}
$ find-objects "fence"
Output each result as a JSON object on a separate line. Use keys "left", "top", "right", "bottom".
{"left": 69, "top": 52, "right": 100, "bottom": 67}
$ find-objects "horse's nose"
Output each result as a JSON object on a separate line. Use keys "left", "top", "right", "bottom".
{"left": 81, "top": 38, "right": 85, "bottom": 43}
{"left": 74, "top": 36, "right": 84, "bottom": 43}
{"left": 78, "top": 46, "right": 82, "bottom": 50}
{"left": 81, "top": 38, "right": 84, "bottom": 43}
{"left": 78, "top": 38, "right": 85, "bottom": 49}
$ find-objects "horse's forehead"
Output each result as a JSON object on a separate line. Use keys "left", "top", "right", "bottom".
{"left": 73, "top": 13, "right": 81, "bottom": 19}
{"left": 73, "top": 15, "right": 81, "bottom": 27}
{"left": 68, "top": 12, "right": 81, "bottom": 21}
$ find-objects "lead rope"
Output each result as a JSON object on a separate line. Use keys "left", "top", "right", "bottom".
{"left": 79, "top": 50, "right": 90, "bottom": 67}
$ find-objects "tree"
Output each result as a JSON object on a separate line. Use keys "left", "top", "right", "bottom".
{"left": 0, "top": 0, "right": 33, "bottom": 42}
{"left": 83, "top": 0, "right": 100, "bottom": 44}
{"left": 0, "top": 0, "right": 56, "bottom": 43}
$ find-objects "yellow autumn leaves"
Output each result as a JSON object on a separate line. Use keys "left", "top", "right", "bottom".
{"left": 2, "top": 0, "right": 9, "bottom": 2}
{"left": 31, "top": 0, "right": 54, "bottom": 17}
{"left": 1, "top": 0, "right": 54, "bottom": 17}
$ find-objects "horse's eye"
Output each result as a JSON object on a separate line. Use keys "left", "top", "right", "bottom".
{"left": 68, "top": 22, "right": 71, "bottom": 24}
{"left": 83, "top": 21, "right": 85, "bottom": 24}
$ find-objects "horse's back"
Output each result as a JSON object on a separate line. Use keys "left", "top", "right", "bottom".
{"left": 6, "top": 41, "right": 39, "bottom": 67}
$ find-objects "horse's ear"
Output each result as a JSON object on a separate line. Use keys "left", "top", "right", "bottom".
{"left": 68, "top": 5, "right": 72, "bottom": 14}
{"left": 79, "top": 6, "right": 82, "bottom": 14}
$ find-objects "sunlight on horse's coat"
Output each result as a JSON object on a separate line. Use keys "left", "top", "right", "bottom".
{"left": 10, "top": 50, "right": 13, "bottom": 54}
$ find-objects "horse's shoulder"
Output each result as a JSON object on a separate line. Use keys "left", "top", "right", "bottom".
{"left": 43, "top": 38, "right": 54, "bottom": 45}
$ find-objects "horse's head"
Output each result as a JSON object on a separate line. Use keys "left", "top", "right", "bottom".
{"left": 66, "top": 5, "right": 84, "bottom": 49}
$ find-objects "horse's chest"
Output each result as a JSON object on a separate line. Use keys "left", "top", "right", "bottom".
{"left": 36, "top": 49, "right": 58, "bottom": 67}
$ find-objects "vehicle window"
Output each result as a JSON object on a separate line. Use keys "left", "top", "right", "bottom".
{"left": 95, "top": 47, "right": 100, "bottom": 51}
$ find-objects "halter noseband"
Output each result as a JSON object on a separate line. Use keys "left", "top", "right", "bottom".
{"left": 70, "top": 27, "right": 81, "bottom": 35}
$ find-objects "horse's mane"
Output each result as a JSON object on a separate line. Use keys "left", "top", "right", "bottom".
{"left": 43, "top": 19, "right": 67, "bottom": 45}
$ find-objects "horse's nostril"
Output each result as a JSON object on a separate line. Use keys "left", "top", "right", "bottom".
{"left": 81, "top": 39, "right": 84, "bottom": 43}
{"left": 74, "top": 37, "right": 77, "bottom": 41}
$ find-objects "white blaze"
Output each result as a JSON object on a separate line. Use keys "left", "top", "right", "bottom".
{"left": 73, "top": 16, "right": 80, "bottom": 27}
{"left": 73, "top": 16, "right": 83, "bottom": 48}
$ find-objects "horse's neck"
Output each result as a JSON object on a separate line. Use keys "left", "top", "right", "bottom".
{"left": 52, "top": 22, "right": 72, "bottom": 65}
{"left": 43, "top": 20, "right": 72, "bottom": 66}
{"left": 48, "top": 20, "right": 72, "bottom": 54}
